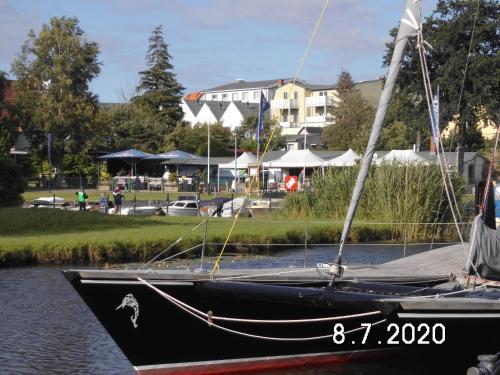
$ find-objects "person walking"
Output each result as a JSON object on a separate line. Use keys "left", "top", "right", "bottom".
{"left": 76, "top": 188, "right": 88, "bottom": 211}
{"left": 113, "top": 187, "right": 124, "bottom": 215}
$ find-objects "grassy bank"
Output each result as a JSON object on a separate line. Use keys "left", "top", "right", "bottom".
{"left": 0, "top": 207, "right": 452, "bottom": 267}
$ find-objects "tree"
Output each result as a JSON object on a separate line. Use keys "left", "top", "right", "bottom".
{"left": 102, "top": 103, "right": 161, "bottom": 152}
{"left": 383, "top": 0, "right": 499, "bottom": 152}
{"left": 323, "top": 70, "right": 375, "bottom": 152}
{"left": 135, "top": 25, "right": 184, "bottom": 139}
{"left": 236, "top": 115, "right": 286, "bottom": 152}
{"left": 336, "top": 69, "right": 355, "bottom": 100}
{"left": 0, "top": 157, "right": 24, "bottom": 206}
{"left": 380, "top": 121, "right": 411, "bottom": 150}
{"left": 322, "top": 91, "right": 375, "bottom": 152}
{"left": 164, "top": 123, "right": 233, "bottom": 157}
{"left": 0, "top": 71, "right": 17, "bottom": 155}
{"left": 11, "top": 17, "right": 101, "bottom": 176}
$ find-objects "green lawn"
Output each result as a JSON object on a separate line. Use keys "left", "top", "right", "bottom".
{"left": 0, "top": 207, "right": 400, "bottom": 267}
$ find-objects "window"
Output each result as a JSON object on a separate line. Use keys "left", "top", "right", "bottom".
{"left": 319, "top": 91, "right": 325, "bottom": 96}
{"left": 232, "top": 93, "right": 239, "bottom": 101}
{"left": 283, "top": 92, "right": 288, "bottom": 99}
{"left": 211, "top": 94, "right": 217, "bottom": 100}
{"left": 222, "top": 93, "right": 228, "bottom": 100}
{"left": 293, "top": 91, "right": 298, "bottom": 100}
{"left": 186, "top": 202, "right": 197, "bottom": 208}
{"left": 253, "top": 91, "right": 259, "bottom": 100}
{"left": 242, "top": 92, "right": 248, "bottom": 101}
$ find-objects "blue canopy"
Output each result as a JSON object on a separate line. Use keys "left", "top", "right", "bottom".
{"left": 98, "top": 148, "right": 153, "bottom": 160}
{"left": 145, "top": 149, "right": 203, "bottom": 161}
{"left": 98, "top": 148, "right": 153, "bottom": 176}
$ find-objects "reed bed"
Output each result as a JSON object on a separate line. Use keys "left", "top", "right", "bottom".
{"left": 280, "top": 164, "right": 468, "bottom": 241}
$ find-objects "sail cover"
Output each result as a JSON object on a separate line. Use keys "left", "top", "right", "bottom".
{"left": 468, "top": 215, "right": 500, "bottom": 281}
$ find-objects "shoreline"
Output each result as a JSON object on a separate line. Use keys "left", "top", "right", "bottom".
{"left": 0, "top": 207, "right": 459, "bottom": 268}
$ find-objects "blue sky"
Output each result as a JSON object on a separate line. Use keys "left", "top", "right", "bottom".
{"left": 0, "top": 0, "right": 436, "bottom": 103}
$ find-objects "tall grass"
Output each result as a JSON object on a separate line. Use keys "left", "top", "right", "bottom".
{"left": 280, "top": 164, "right": 467, "bottom": 241}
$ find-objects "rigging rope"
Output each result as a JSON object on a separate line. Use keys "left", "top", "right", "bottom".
{"left": 137, "top": 277, "right": 384, "bottom": 342}
{"left": 210, "top": 0, "right": 330, "bottom": 276}
{"left": 416, "top": 29, "right": 471, "bottom": 260}
{"left": 140, "top": 218, "right": 207, "bottom": 269}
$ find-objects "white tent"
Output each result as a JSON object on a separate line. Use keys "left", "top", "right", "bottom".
{"left": 324, "top": 149, "right": 361, "bottom": 167}
{"left": 262, "top": 149, "right": 325, "bottom": 168}
{"left": 218, "top": 152, "right": 257, "bottom": 169}
{"left": 375, "top": 150, "right": 431, "bottom": 165}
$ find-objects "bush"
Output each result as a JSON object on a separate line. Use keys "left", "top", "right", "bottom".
{"left": 0, "top": 157, "right": 24, "bottom": 206}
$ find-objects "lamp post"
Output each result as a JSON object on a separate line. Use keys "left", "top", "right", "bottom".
{"left": 207, "top": 122, "right": 211, "bottom": 193}
{"left": 234, "top": 130, "right": 237, "bottom": 192}
{"left": 47, "top": 132, "right": 52, "bottom": 193}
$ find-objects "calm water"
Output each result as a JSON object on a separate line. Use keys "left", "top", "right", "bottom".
{"left": 0, "top": 244, "right": 440, "bottom": 374}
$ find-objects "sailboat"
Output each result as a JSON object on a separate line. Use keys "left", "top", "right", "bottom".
{"left": 64, "top": 1, "right": 500, "bottom": 374}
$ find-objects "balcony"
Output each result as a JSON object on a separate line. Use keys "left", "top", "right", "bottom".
{"left": 271, "top": 99, "right": 299, "bottom": 109}
{"left": 305, "top": 96, "right": 336, "bottom": 107}
{"left": 279, "top": 121, "right": 300, "bottom": 128}
{"left": 305, "top": 115, "right": 335, "bottom": 124}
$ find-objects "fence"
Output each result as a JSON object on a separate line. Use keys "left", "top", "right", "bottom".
{"left": 25, "top": 174, "right": 97, "bottom": 191}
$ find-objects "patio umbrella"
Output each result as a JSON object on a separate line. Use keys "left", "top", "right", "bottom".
{"left": 98, "top": 148, "right": 153, "bottom": 176}
{"left": 152, "top": 149, "right": 205, "bottom": 175}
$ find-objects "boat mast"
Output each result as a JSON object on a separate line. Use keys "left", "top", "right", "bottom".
{"left": 332, "top": 0, "right": 421, "bottom": 277}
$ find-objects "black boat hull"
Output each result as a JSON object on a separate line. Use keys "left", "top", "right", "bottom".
{"left": 64, "top": 271, "right": 500, "bottom": 374}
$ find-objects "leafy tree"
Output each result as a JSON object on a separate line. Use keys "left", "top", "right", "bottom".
{"left": 383, "top": 0, "right": 499, "bottom": 152}
{"left": 236, "top": 115, "right": 286, "bottom": 152}
{"left": 135, "top": 25, "right": 184, "bottom": 139}
{"left": 164, "top": 123, "right": 233, "bottom": 156}
{"left": 102, "top": 103, "right": 162, "bottom": 152}
{"left": 380, "top": 121, "right": 411, "bottom": 150}
{"left": 0, "top": 71, "right": 18, "bottom": 155}
{"left": 0, "top": 157, "right": 24, "bottom": 206}
{"left": 11, "top": 17, "right": 101, "bottom": 176}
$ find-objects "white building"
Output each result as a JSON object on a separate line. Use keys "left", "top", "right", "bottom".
{"left": 201, "top": 78, "right": 291, "bottom": 103}
{"left": 181, "top": 99, "right": 261, "bottom": 130}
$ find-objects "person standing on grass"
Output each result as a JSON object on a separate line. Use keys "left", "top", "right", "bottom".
{"left": 76, "top": 188, "right": 88, "bottom": 211}
{"left": 99, "top": 192, "right": 108, "bottom": 213}
{"left": 113, "top": 187, "right": 124, "bottom": 215}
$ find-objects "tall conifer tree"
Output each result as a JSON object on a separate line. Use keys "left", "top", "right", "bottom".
{"left": 135, "top": 25, "right": 184, "bottom": 140}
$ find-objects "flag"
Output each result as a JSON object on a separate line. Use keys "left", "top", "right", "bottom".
{"left": 256, "top": 91, "right": 270, "bottom": 142}
{"left": 431, "top": 86, "right": 440, "bottom": 145}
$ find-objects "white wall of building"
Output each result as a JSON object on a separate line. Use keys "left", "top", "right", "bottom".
{"left": 202, "top": 88, "right": 272, "bottom": 103}
{"left": 180, "top": 99, "right": 197, "bottom": 125}
{"left": 220, "top": 102, "right": 244, "bottom": 131}
{"left": 194, "top": 104, "right": 218, "bottom": 125}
